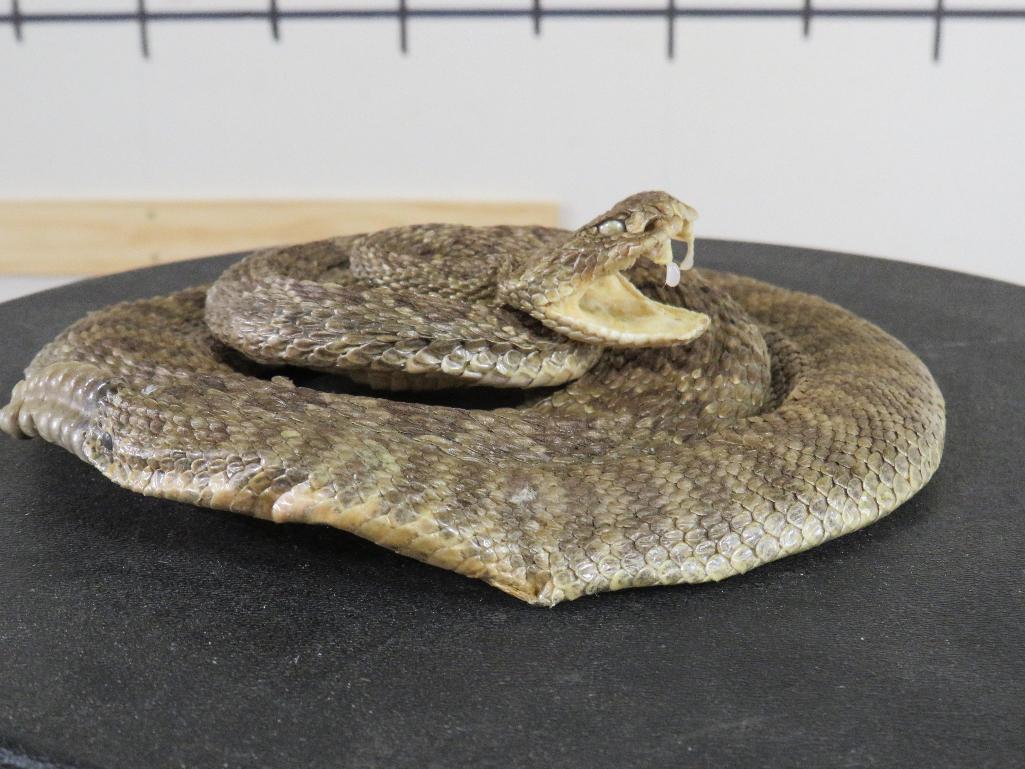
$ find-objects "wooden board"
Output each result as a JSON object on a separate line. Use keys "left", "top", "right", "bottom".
{"left": 0, "top": 200, "right": 559, "bottom": 276}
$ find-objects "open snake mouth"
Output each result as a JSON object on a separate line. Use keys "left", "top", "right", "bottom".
{"left": 547, "top": 217, "right": 710, "bottom": 347}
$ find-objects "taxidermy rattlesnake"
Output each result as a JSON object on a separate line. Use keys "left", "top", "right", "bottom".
{"left": 1, "top": 192, "right": 945, "bottom": 605}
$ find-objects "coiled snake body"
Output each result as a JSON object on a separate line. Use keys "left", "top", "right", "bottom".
{"left": 1, "top": 193, "right": 945, "bottom": 605}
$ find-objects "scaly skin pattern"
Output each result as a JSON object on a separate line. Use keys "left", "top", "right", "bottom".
{"left": 204, "top": 226, "right": 602, "bottom": 391}
{"left": 0, "top": 193, "right": 945, "bottom": 605}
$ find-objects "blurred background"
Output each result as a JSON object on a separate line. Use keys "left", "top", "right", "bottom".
{"left": 1, "top": 0, "right": 1023, "bottom": 302}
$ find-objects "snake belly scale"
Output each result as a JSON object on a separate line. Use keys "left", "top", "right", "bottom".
{"left": 0, "top": 192, "right": 945, "bottom": 605}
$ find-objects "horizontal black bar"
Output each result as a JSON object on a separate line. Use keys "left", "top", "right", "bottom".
{"left": 1, "top": 7, "right": 1024, "bottom": 25}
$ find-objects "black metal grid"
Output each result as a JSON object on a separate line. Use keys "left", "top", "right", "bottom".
{"left": 2, "top": 2, "right": 1023, "bottom": 60}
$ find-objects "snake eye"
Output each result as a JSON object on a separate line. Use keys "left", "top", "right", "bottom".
{"left": 597, "top": 219, "right": 626, "bottom": 237}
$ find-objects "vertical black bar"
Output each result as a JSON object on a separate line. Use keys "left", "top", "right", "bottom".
{"left": 399, "top": 0, "right": 408, "bottom": 54}
{"left": 10, "top": 0, "right": 22, "bottom": 42}
{"left": 932, "top": 0, "right": 943, "bottom": 61}
{"left": 137, "top": 0, "right": 149, "bottom": 58}
{"left": 533, "top": 0, "right": 542, "bottom": 36}
{"left": 269, "top": 0, "right": 280, "bottom": 41}
{"left": 802, "top": 0, "right": 812, "bottom": 38}
{"left": 666, "top": 0, "right": 675, "bottom": 60}
{"left": 11, "top": 0, "right": 22, "bottom": 42}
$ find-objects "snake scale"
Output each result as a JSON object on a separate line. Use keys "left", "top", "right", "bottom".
{"left": 1, "top": 192, "right": 945, "bottom": 605}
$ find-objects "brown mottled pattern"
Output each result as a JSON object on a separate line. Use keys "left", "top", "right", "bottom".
{"left": 0, "top": 193, "right": 945, "bottom": 605}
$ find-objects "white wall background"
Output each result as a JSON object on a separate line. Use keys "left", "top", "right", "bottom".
{"left": 2, "top": 0, "right": 1024, "bottom": 286}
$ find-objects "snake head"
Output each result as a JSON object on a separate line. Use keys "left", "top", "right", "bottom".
{"left": 500, "top": 191, "right": 710, "bottom": 347}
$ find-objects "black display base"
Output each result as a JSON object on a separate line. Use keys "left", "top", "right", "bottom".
{"left": 1, "top": 241, "right": 1022, "bottom": 769}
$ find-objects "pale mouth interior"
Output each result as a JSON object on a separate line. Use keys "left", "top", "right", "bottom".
{"left": 547, "top": 228, "right": 710, "bottom": 347}
{"left": 571, "top": 272, "right": 709, "bottom": 346}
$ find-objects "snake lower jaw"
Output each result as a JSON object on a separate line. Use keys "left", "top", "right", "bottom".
{"left": 542, "top": 271, "right": 710, "bottom": 347}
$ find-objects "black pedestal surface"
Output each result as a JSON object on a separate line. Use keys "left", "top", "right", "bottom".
{"left": 1, "top": 241, "right": 1022, "bottom": 769}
